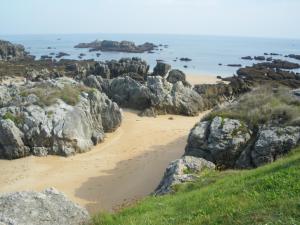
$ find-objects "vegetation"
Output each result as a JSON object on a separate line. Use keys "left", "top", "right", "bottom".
{"left": 204, "top": 85, "right": 300, "bottom": 129}
{"left": 3, "top": 112, "right": 24, "bottom": 125}
{"left": 20, "top": 83, "right": 91, "bottom": 106}
{"left": 92, "top": 148, "right": 300, "bottom": 225}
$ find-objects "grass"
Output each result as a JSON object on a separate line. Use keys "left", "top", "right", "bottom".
{"left": 20, "top": 83, "right": 91, "bottom": 106}
{"left": 92, "top": 148, "right": 300, "bottom": 225}
{"left": 2, "top": 112, "right": 24, "bottom": 125}
{"left": 204, "top": 85, "right": 300, "bottom": 129}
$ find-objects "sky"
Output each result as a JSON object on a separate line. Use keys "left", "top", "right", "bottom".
{"left": 0, "top": 0, "right": 299, "bottom": 39}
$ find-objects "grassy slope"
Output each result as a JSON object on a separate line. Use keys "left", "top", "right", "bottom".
{"left": 93, "top": 149, "right": 300, "bottom": 225}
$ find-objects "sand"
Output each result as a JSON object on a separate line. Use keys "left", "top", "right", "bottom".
{"left": 0, "top": 74, "right": 218, "bottom": 214}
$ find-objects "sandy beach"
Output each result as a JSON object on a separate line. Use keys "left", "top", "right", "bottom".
{"left": 0, "top": 74, "right": 219, "bottom": 214}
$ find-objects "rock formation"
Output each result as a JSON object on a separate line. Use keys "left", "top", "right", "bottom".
{"left": 0, "top": 40, "right": 28, "bottom": 61}
{"left": 0, "top": 77, "right": 122, "bottom": 159}
{"left": 0, "top": 188, "right": 89, "bottom": 225}
{"left": 74, "top": 40, "right": 157, "bottom": 53}
{"left": 154, "top": 156, "right": 215, "bottom": 195}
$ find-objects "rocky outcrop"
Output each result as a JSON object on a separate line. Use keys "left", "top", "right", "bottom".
{"left": 152, "top": 62, "right": 171, "bottom": 77}
{"left": 288, "top": 54, "right": 300, "bottom": 60}
{"left": 74, "top": 40, "right": 157, "bottom": 53}
{"left": 154, "top": 156, "right": 215, "bottom": 195}
{"left": 185, "top": 117, "right": 252, "bottom": 169}
{"left": 185, "top": 117, "right": 300, "bottom": 169}
{"left": 0, "top": 78, "right": 122, "bottom": 159}
{"left": 251, "top": 126, "right": 300, "bottom": 167}
{"left": 85, "top": 75, "right": 204, "bottom": 117}
{"left": 241, "top": 56, "right": 253, "bottom": 60}
{"left": 193, "top": 83, "right": 234, "bottom": 109}
{"left": 167, "top": 69, "right": 191, "bottom": 87}
{"left": 0, "top": 40, "right": 28, "bottom": 61}
{"left": 255, "top": 59, "right": 300, "bottom": 70}
{"left": 0, "top": 188, "right": 89, "bottom": 225}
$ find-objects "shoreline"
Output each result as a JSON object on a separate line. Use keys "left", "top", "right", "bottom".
{"left": 0, "top": 74, "right": 217, "bottom": 214}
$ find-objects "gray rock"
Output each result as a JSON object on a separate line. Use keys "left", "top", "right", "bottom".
{"left": 0, "top": 78, "right": 122, "bottom": 159}
{"left": 0, "top": 188, "right": 89, "bottom": 225}
{"left": 252, "top": 126, "right": 300, "bottom": 167}
{"left": 185, "top": 117, "right": 252, "bottom": 168}
{"left": 154, "top": 156, "right": 215, "bottom": 195}
{"left": 0, "top": 119, "right": 30, "bottom": 159}
{"left": 0, "top": 40, "right": 27, "bottom": 61}
{"left": 153, "top": 62, "right": 171, "bottom": 77}
{"left": 167, "top": 69, "right": 191, "bottom": 87}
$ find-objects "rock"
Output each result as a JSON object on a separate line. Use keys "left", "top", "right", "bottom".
{"left": 107, "top": 57, "right": 149, "bottom": 79}
{"left": 185, "top": 117, "right": 252, "bottom": 169}
{"left": 227, "top": 64, "right": 242, "bottom": 67}
{"left": 153, "top": 62, "right": 171, "bottom": 77}
{"left": 75, "top": 40, "right": 157, "bottom": 53}
{"left": 180, "top": 58, "right": 192, "bottom": 62}
{"left": 146, "top": 76, "right": 203, "bottom": 116}
{"left": 241, "top": 56, "right": 253, "bottom": 60}
{"left": 0, "top": 119, "right": 30, "bottom": 159}
{"left": 254, "top": 56, "right": 266, "bottom": 61}
{"left": 288, "top": 54, "right": 300, "bottom": 60}
{"left": 251, "top": 126, "right": 300, "bottom": 167}
{"left": 255, "top": 59, "right": 300, "bottom": 70}
{"left": 166, "top": 69, "right": 191, "bottom": 87}
{"left": 193, "top": 83, "right": 233, "bottom": 109}
{"left": 56, "top": 52, "right": 70, "bottom": 58}
{"left": 0, "top": 40, "right": 28, "bottom": 61}
{"left": 108, "top": 76, "right": 152, "bottom": 110}
{"left": 154, "top": 156, "right": 215, "bottom": 195}
{"left": 0, "top": 78, "right": 122, "bottom": 159}
{"left": 0, "top": 188, "right": 89, "bottom": 225}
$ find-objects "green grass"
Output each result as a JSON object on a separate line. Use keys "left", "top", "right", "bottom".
{"left": 92, "top": 149, "right": 300, "bottom": 225}
{"left": 3, "top": 112, "right": 24, "bottom": 125}
{"left": 204, "top": 85, "right": 300, "bottom": 129}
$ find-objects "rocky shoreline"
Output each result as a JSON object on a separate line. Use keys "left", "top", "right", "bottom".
{"left": 1, "top": 38, "right": 300, "bottom": 224}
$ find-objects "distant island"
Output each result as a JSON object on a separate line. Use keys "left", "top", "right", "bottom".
{"left": 74, "top": 40, "right": 157, "bottom": 53}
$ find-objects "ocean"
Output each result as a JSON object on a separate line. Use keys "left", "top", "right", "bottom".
{"left": 1, "top": 33, "right": 300, "bottom": 77}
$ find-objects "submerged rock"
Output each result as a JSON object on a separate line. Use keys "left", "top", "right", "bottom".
{"left": 154, "top": 156, "right": 215, "bottom": 195}
{"left": 0, "top": 188, "right": 89, "bottom": 225}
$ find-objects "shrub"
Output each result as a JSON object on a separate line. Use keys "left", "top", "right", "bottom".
{"left": 203, "top": 85, "right": 300, "bottom": 128}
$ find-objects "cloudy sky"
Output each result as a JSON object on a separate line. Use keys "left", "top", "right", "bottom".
{"left": 0, "top": 0, "right": 299, "bottom": 38}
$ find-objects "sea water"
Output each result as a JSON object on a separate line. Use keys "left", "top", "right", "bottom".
{"left": 1, "top": 33, "right": 300, "bottom": 77}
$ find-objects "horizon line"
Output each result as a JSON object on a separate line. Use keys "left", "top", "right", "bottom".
{"left": 0, "top": 32, "right": 300, "bottom": 41}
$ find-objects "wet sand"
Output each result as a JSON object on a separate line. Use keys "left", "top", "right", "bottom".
{"left": 0, "top": 74, "right": 219, "bottom": 214}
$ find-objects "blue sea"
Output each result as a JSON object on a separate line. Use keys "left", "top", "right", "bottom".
{"left": 1, "top": 33, "right": 300, "bottom": 77}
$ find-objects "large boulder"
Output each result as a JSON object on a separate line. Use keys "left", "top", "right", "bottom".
{"left": 152, "top": 62, "right": 171, "bottom": 77}
{"left": 185, "top": 117, "right": 252, "bottom": 169}
{"left": 0, "top": 188, "right": 89, "bottom": 225}
{"left": 167, "top": 69, "right": 191, "bottom": 87}
{"left": 251, "top": 126, "right": 300, "bottom": 167}
{"left": 0, "top": 78, "right": 122, "bottom": 159}
{"left": 154, "top": 156, "right": 215, "bottom": 195}
{"left": 108, "top": 76, "right": 152, "bottom": 110}
{"left": 0, "top": 119, "right": 30, "bottom": 159}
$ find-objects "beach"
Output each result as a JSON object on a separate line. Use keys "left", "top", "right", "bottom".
{"left": 0, "top": 74, "right": 218, "bottom": 214}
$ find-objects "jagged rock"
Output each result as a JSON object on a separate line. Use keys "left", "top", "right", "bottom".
{"left": 0, "top": 119, "right": 30, "bottom": 159}
{"left": 185, "top": 117, "right": 252, "bottom": 168}
{"left": 251, "top": 126, "right": 300, "bottom": 167}
{"left": 0, "top": 78, "right": 122, "bottom": 159}
{"left": 167, "top": 69, "right": 191, "bottom": 87}
{"left": 154, "top": 156, "right": 215, "bottom": 195}
{"left": 0, "top": 188, "right": 89, "bottom": 225}
{"left": 193, "top": 83, "right": 233, "bottom": 109}
{"left": 108, "top": 76, "right": 152, "bottom": 110}
{"left": 0, "top": 40, "right": 28, "bottom": 61}
{"left": 107, "top": 58, "right": 149, "bottom": 78}
{"left": 152, "top": 62, "right": 171, "bottom": 77}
